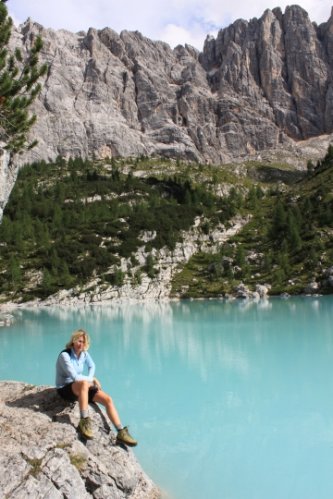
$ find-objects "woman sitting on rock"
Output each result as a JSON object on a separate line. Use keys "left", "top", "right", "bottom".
{"left": 55, "top": 329, "right": 137, "bottom": 446}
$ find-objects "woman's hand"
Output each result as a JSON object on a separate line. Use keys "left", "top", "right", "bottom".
{"left": 93, "top": 377, "right": 102, "bottom": 389}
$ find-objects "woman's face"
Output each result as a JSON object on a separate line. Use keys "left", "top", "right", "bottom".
{"left": 73, "top": 335, "right": 86, "bottom": 354}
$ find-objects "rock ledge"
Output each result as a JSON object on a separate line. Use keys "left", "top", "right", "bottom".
{"left": 0, "top": 381, "right": 160, "bottom": 498}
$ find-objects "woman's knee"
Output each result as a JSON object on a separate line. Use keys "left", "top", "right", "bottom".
{"left": 73, "top": 380, "right": 89, "bottom": 393}
{"left": 100, "top": 392, "right": 113, "bottom": 407}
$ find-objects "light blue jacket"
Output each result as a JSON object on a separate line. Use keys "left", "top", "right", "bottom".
{"left": 56, "top": 348, "right": 95, "bottom": 388}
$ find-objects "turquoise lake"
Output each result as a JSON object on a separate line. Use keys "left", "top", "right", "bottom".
{"left": 1, "top": 296, "right": 333, "bottom": 498}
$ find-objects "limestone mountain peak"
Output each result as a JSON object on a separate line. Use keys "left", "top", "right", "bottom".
{"left": 4, "top": 6, "right": 330, "bottom": 168}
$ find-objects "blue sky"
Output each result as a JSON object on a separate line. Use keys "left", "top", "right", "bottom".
{"left": 7, "top": 0, "right": 333, "bottom": 50}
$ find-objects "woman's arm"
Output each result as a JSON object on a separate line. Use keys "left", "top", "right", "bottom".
{"left": 85, "top": 352, "right": 96, "bottom": 380}
{"left": 57, "top": 352, "right": 95, "bottom": 383}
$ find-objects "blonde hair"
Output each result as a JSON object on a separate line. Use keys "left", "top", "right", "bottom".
{"left": 66, "top": 329, "right": 90, "bottom": 351}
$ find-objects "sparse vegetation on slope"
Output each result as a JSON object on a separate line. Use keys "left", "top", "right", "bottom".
{"left": 172, "top": 148, "right": 333, "bottom": 297}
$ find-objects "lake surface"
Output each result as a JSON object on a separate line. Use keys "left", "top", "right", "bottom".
{"left": 1, "top": 296, "right": 333, "bottom": 499}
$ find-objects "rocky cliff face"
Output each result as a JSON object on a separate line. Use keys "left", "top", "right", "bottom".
{"left": 12, "top": 5, "right": 333, "bottom": 168}
{"left": 202, "top": 7, "right": 329, "bottom": 142}
{"left": 0, "top": 381, "right": 159, "bottom": 498}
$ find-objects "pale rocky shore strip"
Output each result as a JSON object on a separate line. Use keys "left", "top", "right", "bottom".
{"left": 0, "top": 381, "right": 160, "bottom": 499}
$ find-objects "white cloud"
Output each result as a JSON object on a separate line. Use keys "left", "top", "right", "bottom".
{"left": 159, "top": 23, "right": 216, "bottom": 50}
{"left": 7, "top": 0, "right": 333, "bottom": 50}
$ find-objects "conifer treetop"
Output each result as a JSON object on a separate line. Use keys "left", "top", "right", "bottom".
{"left": 0, "top": 1, "right": 47, "bottom": 153}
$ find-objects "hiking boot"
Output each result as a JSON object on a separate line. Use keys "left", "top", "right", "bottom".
{"left": 116, "top": 426, "right": 137, "bottom": 447}
{"left": 78, "top": 417, "right": 94, "bottom": 439}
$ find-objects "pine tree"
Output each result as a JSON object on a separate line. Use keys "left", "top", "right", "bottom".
{"left": 287, "top": 212, "right": 302, "bottom": 251}
{"left": 9, "top": 255, "right": 21, "bottom": 288}
{"left": 271, "top": 199, "right": 287, "bottom": 237}
{"left": 0, "top": 1, "right": 47, "bottom": 153}
{"left": 235, "top": 245, "right": 246, "bottom": 267}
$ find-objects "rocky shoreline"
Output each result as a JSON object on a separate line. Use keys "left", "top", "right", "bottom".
{"left": 0, "top": 381, "right": 160, "bottom": 499}
{"left": 0, "top": 278, "right": 333, "bottom": 327}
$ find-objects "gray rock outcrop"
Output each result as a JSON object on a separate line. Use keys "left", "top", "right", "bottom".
{"left": 304, "top": 280, "right": 320, "bottom": 294}
{"left": 233, "top": 282, "right": 271, "bottom": 300}
{"left": 0, "top": 381, "right": 159, "bottom": 498}
{"left": 0, "top": 142, "right": 15, "bottom": 221}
